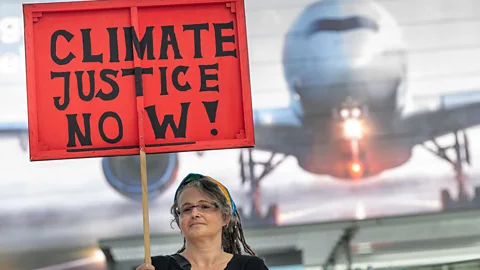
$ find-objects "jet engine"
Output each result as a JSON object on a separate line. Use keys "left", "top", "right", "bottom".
{"left": 102, "top": 153, "right": 178, "bottom": 201}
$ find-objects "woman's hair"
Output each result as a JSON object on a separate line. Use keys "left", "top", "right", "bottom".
{"left": 170, "top": 176, "right": 256, "bottom": 255}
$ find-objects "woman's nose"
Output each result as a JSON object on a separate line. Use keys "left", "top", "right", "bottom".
{"left": 191, "top": 206, "right": 201, "bottom": 217}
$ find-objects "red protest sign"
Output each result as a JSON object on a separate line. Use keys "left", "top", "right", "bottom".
{"left": 23, "top": 0, "right": 254, "bottom": 161}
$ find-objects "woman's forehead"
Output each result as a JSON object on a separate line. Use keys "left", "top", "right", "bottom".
{"left": 178, "top": 186, "right": 213, "bottom": 204}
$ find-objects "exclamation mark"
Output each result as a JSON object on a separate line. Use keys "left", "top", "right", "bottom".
{"left": 202, "top": 100, "right": 219, "bottom": 136}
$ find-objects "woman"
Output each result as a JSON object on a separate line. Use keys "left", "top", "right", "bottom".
{"left": 136, "top": 173, "right": 269, "bottom": 270}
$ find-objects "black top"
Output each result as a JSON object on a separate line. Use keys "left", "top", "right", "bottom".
{"left": 151, "top": 253, "right": 269, "bottom": 270}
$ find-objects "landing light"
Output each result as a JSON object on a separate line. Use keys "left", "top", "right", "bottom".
{"left": 351, "top": 108, "right": 361, "bottom": 118}
{"left": 340, "top": 108, "right": 350, "bottom": 118}
{"left": 344, "top": 119, "right": 363, "bottom": 139}
{"left": 339, "top": 107, "right": 362, "bottom": 119}
{"left": 351, "top": 162, "right": 362, "bottom": 173}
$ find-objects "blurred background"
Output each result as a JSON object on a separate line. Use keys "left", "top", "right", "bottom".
{"left": 2, "top": 0, "right": 480, "bottom": 269}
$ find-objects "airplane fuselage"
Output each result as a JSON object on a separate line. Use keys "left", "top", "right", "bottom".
{"left": 280, "top": 0, "right": 411, "bottom": 179}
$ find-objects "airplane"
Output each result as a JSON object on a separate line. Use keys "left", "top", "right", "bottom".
{"left": 2, "top": 0, "right": 480, "bottom": 227}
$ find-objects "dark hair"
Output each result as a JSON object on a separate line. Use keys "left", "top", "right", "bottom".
{"left": 170, "top": 177, "right": 256, "bottom": 255}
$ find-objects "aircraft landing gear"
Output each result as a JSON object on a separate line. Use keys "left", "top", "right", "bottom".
{"left": 422, "top": 130, "right": 480, "bottom": 211}
{"left": 237, "top": 148, "right": 288, "bottom": 227}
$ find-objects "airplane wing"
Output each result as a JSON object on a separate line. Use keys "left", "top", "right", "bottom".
{"left": 252, "top": 106, "right": 309, "bottom": 155}
{"left": 252, "top": 90, "right": 480, "bottom": 154}
{"left": 0, "top": 121, "right": 29, "bottom": 151}
{"left": 398, "top": 89, "right": 480, "bottom": 144}
{"left": 0, "top": 121, "right": 28, "bottom": 136}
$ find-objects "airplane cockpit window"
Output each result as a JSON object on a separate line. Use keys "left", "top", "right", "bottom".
{"left": 307, "top": 16, "right": 379, "bottom": 35}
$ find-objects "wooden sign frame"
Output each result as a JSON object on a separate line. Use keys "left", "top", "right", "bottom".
{"left": 23, "top": 0, "right": 255, "bottom": 162}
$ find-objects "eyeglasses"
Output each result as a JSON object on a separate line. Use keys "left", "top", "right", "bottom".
{"left": 177, "top": 202, "right": 219, "bottom": 216}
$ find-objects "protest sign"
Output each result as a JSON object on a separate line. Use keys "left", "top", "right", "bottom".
{"left": 23, "top": 0, "right": 254, "bottom": 161}
{"left": 23, "top": 0, "right": 253, "bottom": 264}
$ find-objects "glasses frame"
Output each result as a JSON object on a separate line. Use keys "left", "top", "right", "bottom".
{"left": 176, "top": 201, "right": 219, "bottom": 216}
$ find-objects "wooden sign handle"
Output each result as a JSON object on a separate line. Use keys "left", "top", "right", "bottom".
{"left": 127, "top": 5, "right": 151, "bottom": 264}
{"left": 140, "top": 149, "right": 151, "bottom": 264}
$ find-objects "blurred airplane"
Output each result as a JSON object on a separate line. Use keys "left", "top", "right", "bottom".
{"left": 2, "top": 0, "right": 480, "bottom": 227}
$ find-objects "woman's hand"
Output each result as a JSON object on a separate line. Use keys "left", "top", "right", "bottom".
{"left": 136, "top": 263, "right": 155, "bottom": 270}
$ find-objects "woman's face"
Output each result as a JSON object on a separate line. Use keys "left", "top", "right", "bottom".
{"left": 177, "top": 186, "right": 228, "bottom": 240}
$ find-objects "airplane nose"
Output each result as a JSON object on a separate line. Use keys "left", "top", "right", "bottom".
{"left": 312, "top": 32, "right": 379, "bottom": 72}
{"left": 285, "top": 31, "right": 392, "bottom": 115}
{"left": 299, "top": 32, "right": 381, "bottom": 103}
{"left": 282, "top": 1, "right": 406, "bottom": 117}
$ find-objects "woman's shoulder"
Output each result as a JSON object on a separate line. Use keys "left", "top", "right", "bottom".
{"left": 228, "top": 254, "right": 269, "bottom": 269}
{"left": 151, "top": 255, "right": 175, "bottom": 268}
{"left": 152, "top": 253, "right": 192, "bottom": 269}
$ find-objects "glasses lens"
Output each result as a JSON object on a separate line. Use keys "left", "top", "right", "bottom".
{"left": 179, "top": 202, "right": 217, "bottom": 215}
